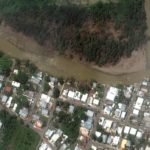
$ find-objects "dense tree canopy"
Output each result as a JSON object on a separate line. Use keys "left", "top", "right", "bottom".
{"left": 0, "top": 0, "right": 147, "bottom": 65}
{"left": 0, "top": 110, "right": 40, "bottom": 150}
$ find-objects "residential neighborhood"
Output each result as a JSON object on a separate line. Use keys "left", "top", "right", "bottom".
{"left": 0, "top": 54, "right": 150, "bottom": 150}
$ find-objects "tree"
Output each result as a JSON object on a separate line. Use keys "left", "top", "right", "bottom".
{"left": 53, "top": 87, "right": 60, "bottom": 98}
{"left": 0, "top": 55, "right": 12, "bottom": 75}
{"left": 14, "top": 71, "right": 29, "bottom": 84}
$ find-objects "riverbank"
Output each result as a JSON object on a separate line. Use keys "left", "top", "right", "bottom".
{"left": 94, "top": 47, "right": 146, "bottom": 75}
{"left": 0, "top": 0, "right": 150, "bottom": 84}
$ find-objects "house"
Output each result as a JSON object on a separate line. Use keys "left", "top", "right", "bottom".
{"left": 0, "top": 120, "right": 2, "bottom": 129}
{"left": 0, "top": 75, "right": 4, "bottom": 81}
{"left": 6, "top": 96, "right": 13, "bottom": 108}
{"left": 19, "top": 107, "right": 28, "bottom": 119}
{"left": 45, "top": 129, "right": 54, "bottom": 139}
{"left": 145, "top": 146, "right": 150, "bottom": 150}
{"left": 129, "top": 128, "right": 137, "bottom": 136}
{"left": 106, "top": 87, "right": 118, "bottom": 102}
{"left": 95, "top": 131, "right": 101, "bottom": 138}
{"left": 86, "top": 97, "right": 93, "bottom": 106}
{"left": 68, "top": 91, "right": 75, "bottom": 99}
{"left": 0, "top": 82, "right": 2, "bottom": 90}
{"left": 59, "top": 144, "right": 68, "bottom": 150}
{"left": 134, "top": 97, "right": 144, "bottom": 110}
{"left": 93, "top": 99, "right": 99, "bottom": 106}
{"left": 1, "top": 95, "right": 8, "bottom": 104}
{"left": 34, "top": 120, "right": 43, "bottom": 129}
{"left": 50, "top": 133, "right": 60, "bottom": 145}
{"left": 124, "top": 126, "right": 130, "bottom": 134}
{"left": 117, "top": 127, "right": 123, "bottom": 136}
{"left": 91, "top": 145, "right": 97, "bottom": 150}
{"left": 12, "top": 81, "right": 20, "bottom": 88}
{"left": 86, "top": 110, "right": 94, "bottom": 118}
{"left": 81, "top": 94, "right": 88, "bottom": 102}
{"left": 104, "top": 105, "right": 112, "bottom": 115}
{"left": 41, "top": 109, "right": 49, "bottom": 117}
{"left": 68, "top": 105, "right": 75, "bottom": 114}
{"left": 74, "top": 91, "right": 81, "bottom": 101}
{"left": 12, "top": 103, "right": 17, "bottom": 112}
{"left": 24, "top": 91, "right": 34, "bottom": 100}
{"left": 4, "top": 85, "right": 12, "bottom": 93}
{"left": 39, "top": 142, "right": 52, "bottom": 150}
{"left": 31, "top": 76, "right": 41, "bottom": 85}
{"left": 103, "top": 119, "right": 113, "bottom": 131}
{"left": 84, "top": 118, "right": 93, "bottom": 130}
{"left": 13, "top": 69, "right": 19, "bottom": 75}
{"left": 136, "top": 131, "right": 143, "bottom": 139}
{"left": 40, "top": 94, "right": 51, "bottom": 103}
{"left": 133, "top": 109, "right": 139, "bottom": 116}
{"left": 62, "top": 89, "right": 68, "bottom": 97}
{"left": 112, "top": 136, "right": 120, "bottom": 146}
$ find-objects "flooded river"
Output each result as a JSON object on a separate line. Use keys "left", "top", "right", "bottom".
{"left": 0, "top": 0, "right": 150, "bottom": 84}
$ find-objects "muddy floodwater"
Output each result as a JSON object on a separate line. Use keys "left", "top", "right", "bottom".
{"left": 0, "top": 35, "right": 150, "bottom": 85}
{"left": 0, "top": 0, "right": 150, "bottom": 84}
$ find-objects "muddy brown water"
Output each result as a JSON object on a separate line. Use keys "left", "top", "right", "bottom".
{"left": 0, "top": 0, "right": 150, "bottom": 84}
{"left": 0, "top": 35, "right": 150, "bottom": 84}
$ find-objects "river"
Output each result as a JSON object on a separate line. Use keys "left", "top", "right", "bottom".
{"left": 0, "top": 0, "right": 150, "bottom": 84}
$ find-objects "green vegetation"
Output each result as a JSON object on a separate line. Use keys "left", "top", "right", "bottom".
{"left": 53, "top": 87, "right": 60, "bottom": 98}
{"left": 0, "top": 0, "right": 147, "bottom": 65}
{"left": 14, "top": 95, "right": 29, "bottom": 112}
{"left": 0, "top": 110, "right": 40, "bottom": 150}
{"left": 54, "top": 101, "right": 87, "bottom": 143}
{"left": 0, "top": 54, "right": 12, "bottom": 76}
{"left": 13, "top": 71, "right": 29, "bottom": 84}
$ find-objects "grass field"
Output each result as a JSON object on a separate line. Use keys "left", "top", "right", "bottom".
{"left": 56, "top": 0, "right": 118, "bottom": 5}
{"left": 0, "top": 110, "right": 40, "bottom": 150}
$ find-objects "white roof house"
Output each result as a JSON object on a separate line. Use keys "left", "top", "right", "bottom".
{"left": 134, "top": 97, "right": 144, "bottom": 110}
{"left": 129, "top": 128, "right": 137, "bottom": 136}
{"left": 117, "top": 127, "right": 123, "bottom": 135}
{"left": 112, "top": 136, "right": 120, "bottom": 146}
{"left": 6, "top": 97, "right": 13, "bottom": 108}
{"left": 93, "top": 99, "right": 99, "bottom": 106}
{"left": 12, "top": 103, "right": 18, "bottom": 112}
{"left": 121, "top": 112, "right": 126, "bottom": 119}
{"left": 103, "top": 120, "right": 113, "bottom": 130}
{"left": 62, "top": 89, "right": 68, "bottom": 97}
{"left": 145, "top": 146, "right": 150, "bottom": 150}
{"left": 45, "top": 129, "right": 54, "bottom": 139}
{"left": 136, "top": 131, "right": 143, "bottom": 139}
{"left": 39, "top": 142, "right": 52, "bottom": 150}
{"left": 40, "top": 94, "right": 51, "bottom": 103}
{"left": 104, "top": 105, "right": 112, "bottom": 115}
{"left": 91, "top": 145, "right": 97, "bottom": 150}
{"left": 12, "top": 81, "right": 21, "bottom": 88}
{"left": 86, "top": 110, "right": 94, "bottom": 118}
{"left": 19, "top": 107, "right": 28, "bottom": 119}
{"left": 0, "top": 120, "right": 2, "bottom": 129}
{"left": 133, "top": 109, "right": 139, "bottom": 116}
{"left": 50, "top": 133, "right": 60, "bottom": 145}
{"left": 81, "top": 94, "right": 88, "bottom": 102}
{"left": 13, "top": 69, "right": 19, "bottom": 75}
{"left": 124, "top": 126, "right": 130, "bottom": 134}
{"left": 1, "top": 95, "right": 8, "bottom": 104}
{"left": 106, "top": 87, "right": 118, "bottom": 101}
{"left": 68, "top": 91, "right": 75, "bottom": 99}
{"left": 95, "top": 131, "right": 101, "bottom": 138}
{"left": 41, "top": 109, "right": 49, "bottom": 117}
{"left": 74, "top": 91, "right": 81, "bottom": 101}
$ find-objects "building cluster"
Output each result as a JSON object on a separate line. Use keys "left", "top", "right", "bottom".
{"left": 0, "top": 57, "right": 150, "bottom": 150}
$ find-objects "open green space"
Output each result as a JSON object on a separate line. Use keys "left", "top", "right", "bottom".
{"left": 0, "top": 110, "right": 40, "bottom": 150}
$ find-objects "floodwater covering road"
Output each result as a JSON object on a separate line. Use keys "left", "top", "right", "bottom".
{"left": 0, "top": 0, "right": 150, "bottom": 84}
